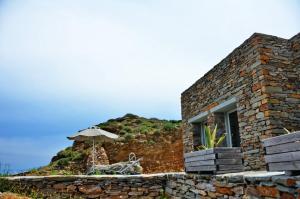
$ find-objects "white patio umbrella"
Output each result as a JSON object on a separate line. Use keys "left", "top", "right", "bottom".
{"left": 67, "top": 127, "right": 119, "bottom": 173}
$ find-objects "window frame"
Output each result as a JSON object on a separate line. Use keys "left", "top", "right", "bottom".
{"left": 188, "top": 98, "right": 240, "bottom": 149}
{"left": 224, "top": 108, "right": 237, "bottom": 147}
{"left": 200, "top": 122, "right": 206, "bottom": 146}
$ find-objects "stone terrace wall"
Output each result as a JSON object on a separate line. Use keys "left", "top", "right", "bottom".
{"left": 181, "top": 33, "right": 300, "bottom": 170}
{"left": 2, "top": 174, "right": 166, "bottom": 199}
{"left": 3, "top": 172, "right": 300, "bottom": 199}
{"left": 165, "top": 172, "right": 300, "bottom": 199}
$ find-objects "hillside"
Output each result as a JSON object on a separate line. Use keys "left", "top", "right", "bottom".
{"left": 27, "top": 114, "right": 184, "bottom": 175}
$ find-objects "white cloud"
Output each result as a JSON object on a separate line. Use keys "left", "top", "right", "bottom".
{"left": 0, "top": 0, "right": 299, "bottom": 108}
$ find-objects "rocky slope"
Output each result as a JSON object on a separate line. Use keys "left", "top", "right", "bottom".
{"left": 28, "top": 114, "right": 184, "bottom": 175}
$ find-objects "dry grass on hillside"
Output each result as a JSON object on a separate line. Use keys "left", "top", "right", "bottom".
{"left": 0, "top": 192, "right": 30, "bottom": 199}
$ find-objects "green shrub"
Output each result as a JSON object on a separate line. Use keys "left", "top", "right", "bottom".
{"left": 124, "top": 113, "right": 138, "bottom": 118}
{"left": 151, "top": 124, "right": 159, "bottom": 128}
{"left": 148, "top": 140, "right": 156, "bottom": 145}
{"left": 54, "top": 147, "right": 84, "bottom": 164}
{"left": 56, "top": 158, "right": 70, "bottom": 166}
{"left": 139, "top": 126, "right": 151, "bottom": 134}
{"left": 93, "top": 170, "right": 103, "bottom": 175}
{"left": 0, "top": 178, "right": 10, "bottom": 192}
{"left": 134, "top": 119, "right": 142, "bottom": 124}
{"left": 119, "top": 129, "right": 127, "bottom": 135}
{"left": 56, "top": 147, "right": 73, "bottom": 158}
{"left": 163, "top": 122, "right": 176, "bottom": 131}
{"left": 170, "top": 120, "right": 181, "bottom": 123}
{"left": 154, "top": 130, "right": 161, "bottom": 136}
{"left": 123, "top": 126, "right": 133, "bottom": 133}
{"left": 71, "top": 152, "right": 84, "bottom": 161}
{"left": 62, "top": 170, "right": 73, "bottom": 175}
{"left": 26, "top": 167, "right": 41, "bottom": 175}
{"left": 50, "top": 170, "right": 59, "bottom": 175}
{"left": 124, "top": 133, "right": 134, "bottom": 141}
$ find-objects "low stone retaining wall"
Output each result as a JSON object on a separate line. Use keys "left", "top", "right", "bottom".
{"left": 165, "top": 171, "right": 300, "bottom": 198}
{"left": 2, "top": 172, "right": 300, "bottom": 198}
{"left": 1, "top": 174, "right": 166, "bottom": 199}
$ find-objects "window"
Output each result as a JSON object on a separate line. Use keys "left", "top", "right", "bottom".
{"left": 224, "top": 109, "right": 241, "bottom": 147}
{"left": 192, "top": 123, "right": 201, "bottom": 148}
{"left": 200, "top": 121, "right": 208, "bottom": 146}
{"left": 189, "top": 98, "right": 241, "bottom": 148}
{"left": 192, "top": 121, "right": 207, "bottom": 149}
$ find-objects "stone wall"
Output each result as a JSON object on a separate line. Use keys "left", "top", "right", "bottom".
{"left": 260, "top": 33, "right": 300, "bottom": 135}
{"left": 181, "top": 32, "right": 300, "bottom": 170}
{"left": 2, "top": 174, "right": 166, "bottom": 199}
{"left": 165, "top": 172, "right": 300, "bottom": 199}
{"left": 3, "top": 172, "right": 300, "bottom": 198}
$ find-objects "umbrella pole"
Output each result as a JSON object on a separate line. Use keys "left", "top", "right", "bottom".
{"left": 92, "top": 137, "right": 95, "bottom": 173}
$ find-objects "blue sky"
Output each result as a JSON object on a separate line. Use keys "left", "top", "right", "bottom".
{"left": 0, "top": 0, "right": 299, "bottom": 173}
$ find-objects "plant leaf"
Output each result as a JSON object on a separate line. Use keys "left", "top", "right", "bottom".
{"left": 211, "top": 124, "right": 218, "bottom": 148}
{"left": 216, "top": 133, "right": 226, "bottom": 147}
{"left": 201, "top": 124, "right": 224, "bottom": 149}
{"left": 205, "top": 125, "right": 212, "bottom": 148}
{"left": 197, "top": 145, "right": 208, "bottom": 150}
{"left": 283, "top": 128, "right": 290, "bottom": 134}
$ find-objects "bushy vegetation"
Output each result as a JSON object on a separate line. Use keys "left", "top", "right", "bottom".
{"left": 0, "top": 178, "right": 11, "bottom": 192}
{"left": 124, "top": 133, "right": 134, "bottom": 141}
{"left": 97, "top": 113, "right": 181, "bottom": 141}
{"left": 25, "top": 146, "right": 89, "bottom": 175}
{"left": 163, "top": 122, "right": 177, "bottom": 131}
{"left": 50, "top": 147, "right": 86, "bottom": 167}
{"left": 0, "top": 178, "right": 40, "bottom": 198}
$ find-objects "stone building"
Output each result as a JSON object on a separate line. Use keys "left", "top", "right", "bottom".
{"left": 181, "top": 32, "right": 300, "bottom": 170}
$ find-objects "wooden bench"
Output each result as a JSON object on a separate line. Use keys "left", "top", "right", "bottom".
{"left": 262, "top": 131, "right": 300, "bottom": 176}
{"left": 184, "top": 147, "right": 243, "bottom": 174}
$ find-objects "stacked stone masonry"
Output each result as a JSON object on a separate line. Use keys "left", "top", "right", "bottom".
{"left": 165, "top": 172, "right": 300, "bottom": 199}
{"left": 181, "top": 32, "right": 300, "bottom": 170}
{"left": 3, "top": 172, "right": 300, "bottom": 198}
{"left": 2, "top": 174, "right": 165, "bottom": 199}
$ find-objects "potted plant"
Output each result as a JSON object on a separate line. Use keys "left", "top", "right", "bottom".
{"left": 184, "top": 125, "right": 243, "bottom": 174}
{"left": 262, "top": 129, "right": 300, "bottom": 175}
